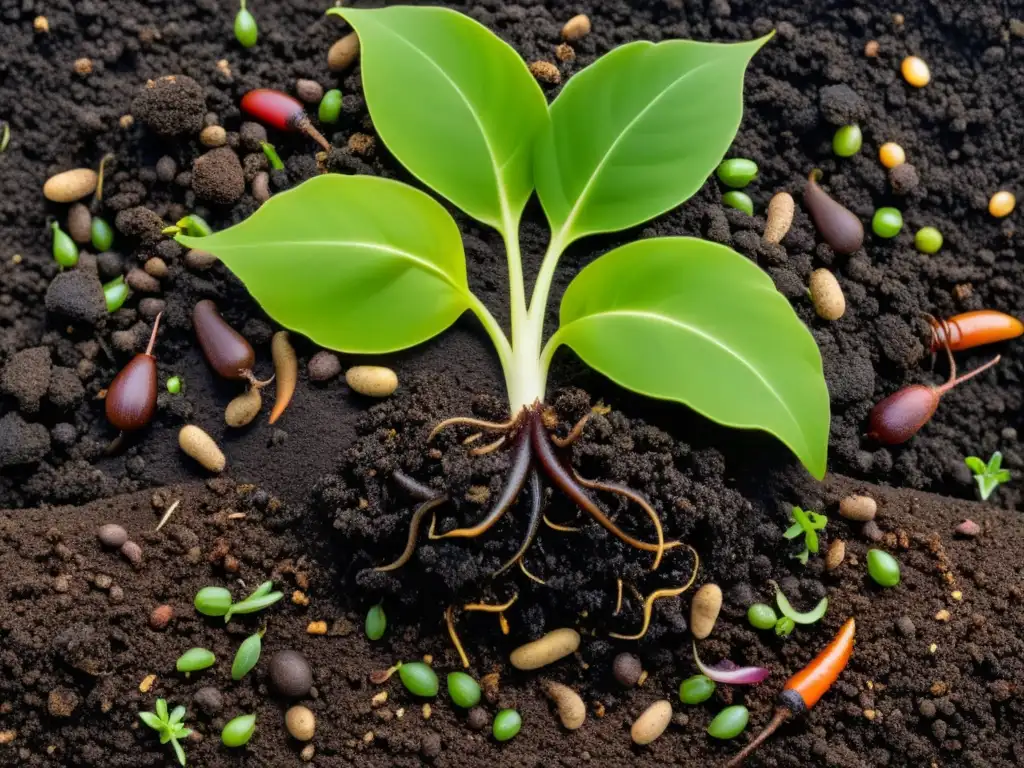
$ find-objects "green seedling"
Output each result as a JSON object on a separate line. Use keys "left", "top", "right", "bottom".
{"left": 179, "top": 7, "right": 829, "bottom": 576}
{"left": 103, "top": 276, "right": 129, "bottom": 313}
{"left": 194, "top": 581, "right": 283, "bottom": 622}
{"left": 176, "top": 647, "right": 216, "bottom": 675}
{"left": 163, "top": 215, "right": 212, "bottom": 238}
{"left": 235, "top": 0, "right": 258, "bottom": 48}
{"left": 783, "top": 506, "right": 827, "bottom": 565}
{"left": 222, "top": 714, "right": 257, "bottom": 747}
{"left": 139, "top": 698, "right": 191, "bottom": 766}
{"left": 261, "top": 141, "right": 284, "bottom": 170}
{"left": 231, "top": 629, "right": 265, "bottom": 680}
{"left": 965, "top": 452, "right": 1011, "bottom": 501}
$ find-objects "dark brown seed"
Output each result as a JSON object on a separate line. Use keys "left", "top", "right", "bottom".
{"left": 67, "top": 203, "right": 93, "bottom": 244}
{"left": 804, "top": 170, "right": 864, "bottom": 255}
{"left": 149, "top": 604, "right": 174, "bottom": 630}
{"left": 106, "top": 354, "right": 158, "bottom": 431}
{"left": 867, "top": 385, "right": 937, "bottom": 445}
{"left": 97, "top": 523, "right": 128, "bottom": 548}
{"left": 126, "top": 267, "right": 161, "bottom": 293}
{"left": 269, "top": 650, "right": 313, "bottom": 698}
{"left": 466, "top": 706, "right": 489, "bottom": 731}
{"left": 192, "top": 300, "right": 255, "bottom": 380}
{"left": 185, "top": 249, "right": 218, "bottom": 271}
{"left": 612, "top": 652, "right": 642, "bottom": 687}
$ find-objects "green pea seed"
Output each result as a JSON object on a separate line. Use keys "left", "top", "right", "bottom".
{"left": 747, "top": 603, "right": 777, "bottom": 630}
{"left": 319, "top": 89, "right": 343, "bottom": 124}
{"left": 775, "top": 616, "right": 796, "bottom": 637}
{"left": 492, "top": 709, "right": 521, "bottom": 742}
{"left": 867, "top": 548, "right": 901, "bottom": 587}
{"left": 707, "top": 705, "right": 749, "bottom": 739}
{"left": 679, "top": 674, "right": 716, "bottom": 705}
{"left": 231, "top": 632, "right": 263, "bottom": 681}
{"left": 176, "top": 647, "right": 216, "bottom": 673}
{"left": 833, "top": 125, "right": 863, "bottom": 157}
{"left": 716, "top": 158, "right": 758, "bottom": 188}
{"left": 234, "top": 6, "right": 258, "bottom": 49}
{"left": 722, "top": 190, "right": 754, "bottom": 215}
{"left": 194, "top": 586, "right": 233, "bottom": 617}
{"left": 103, "top": 276, "right": 129, "bottom": 313}
{"left": 914, "top": 226, "right": 943, "bottom": 254}
{"left": 91, "top": 217, "right": 114, "bottom": 251}
{"left": 872, "top": 207, "right": 903, "bottom": 238}
{"left": 51, "top": 222, "right": 78, "bottom": 268}
{"left": 365, "top": 604, "right": 386, "bottom": 641}
{"left": 166, "top": 376, "right": 182, "bottom": 394}
{"left": 447, "top": 672, "right": 482, "bottom": 708}
{"left": 398, "top": 662, "right": 438, "bottom": 697}
{"left": 221, "top": 714, "right": 256, "bottom": 747}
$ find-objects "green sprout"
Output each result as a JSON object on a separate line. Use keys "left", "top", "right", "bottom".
{"left": 261, "top": 141, "right": 284, "bottom": 170}
{"left": 139, "top": 698, "right": 191, "bottom": 766}
{"left": 163, "top": 215, "right": 212, "bottom": 238}
{"left": 965, "top": 452, "right": 1011, "bottom": 501}
{"left": 783, "top": 506, "right": 827, "bottom": 564}
{"left": 194, "top": 581, "right": 283, "bottom": 623}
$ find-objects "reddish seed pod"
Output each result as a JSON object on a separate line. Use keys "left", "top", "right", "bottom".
{"left": 193, "top": 300, "right": 256, "bottom": 381}
{"left": 868, "top": 353, "right": 1001, "bottom": 444}
{"left": 240, "top": 89, "right": 331, "bottom": 152}
{"left": 804, "top": 170, "right": 864, "bottom": 255}
{"left": 106, "top": 314, "right": 162, "bottom": 431}
{"left": 929, "top": 310, "right": 1024, "bottom": 353}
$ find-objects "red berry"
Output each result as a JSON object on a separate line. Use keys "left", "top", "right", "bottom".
{"left": 241, "top": 89, "right": 305, "bottom": 131}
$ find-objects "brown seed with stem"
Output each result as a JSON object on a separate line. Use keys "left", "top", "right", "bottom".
{"left": 106, "top": 314, "right": 162, "bottom": 431}
{"left": 804, "top": 170, "right": 864, "bottom": 254}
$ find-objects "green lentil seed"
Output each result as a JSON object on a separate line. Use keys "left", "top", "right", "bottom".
{"left": 51, "top": 222, "right": 78, "bottom": 268}
{"left": 914, "top": 226, "right": 943, "bottom": 254}
{"left": 91, "top": 217, "right": 114, "bottom": 251}
{"left": 679, "top": 674, "right": 716, "bottom": 705}
{"left": 447, "top": 672, "right": 482, "bottom": 708}
{"left": 103, "top": 276, "right": 129, "bottom": 313}
{"left": 747, "top": 603, "right": 777, "bottom": 630}
{"left": 493, "top": 709, "right": 522, "bottom": 742}
{"left": 166, "top": 376, "right": 182, "bottom": 394}
{"left": 833, "top": 125, "right": 863, "bottom": 157}
{"left": 398, "top": 662, "right": 438, "bottom": 697}
{"left": 176, "top": 647, "right": 216, "bottom": 673}
{"left": 872, "top": 207, "right": 903, "bottom": 238}
{"left": 775, "top": 616, "right": 796, "bottom": 637}
{"left": 194, "top": 586, "right": 233, "bottom": 617}
{"left": 722, "top": 190, "right": 754, "bottom": 215}
{"left": 365, "top": 604, "right": 386, "bottom": 640}
{"left": 221, "top": 714, "right": 256, "bottom": 747}
{"left": 234, "top": 3, "right": 258, "bottom": 48}
{"left": 867, "top": 548, "right": 901, "bottom": 587}
{"left": 231, "top": 632, "right": 263, "bottom": 681}
{"left": 319, "top": 89, "right": 343, "bottom": 124}
{"left": 707, "top": 705, "right": 749, "bottom": 739}
{"left": 716, "top": 158, "right": 758, "bottom": 188}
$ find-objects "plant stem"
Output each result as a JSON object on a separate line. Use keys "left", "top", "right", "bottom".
{"left": 467, "top": 293, "right": 514, "bottom": 394}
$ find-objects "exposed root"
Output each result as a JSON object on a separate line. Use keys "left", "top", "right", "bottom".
{"left": 462, "top": 432, "right": 483, "bottom": 445}
{"left": 573, "top": 470, "right": 676, "bottom": 571}
{"left": 518, "top": 558, "right": 546, "bottom": 585}
{"left": 463, "top": 593, "right": 518, "bottom": 613}
{"left": 243, "top": 369, "right": 275, "bottom": 390}
{"left": 375, "top": 496, "right": 447, "bottom": 572}
{"left": 470, "top": 435, "right": 507, "bottom": 456}
{"left": 392, "top": 469, "right": 440, "bottom": 502}
{"left": 445, "top": 606, "right": 470, "bottom": 669}
{"left": 614, "top": 578, "right": 624, "bottom": 616}
{"left": 551, "top": 412, "right": 592, "bottom": 448}
{"left": 543, "top": 514, "right": 580, "bottom": 532}
{"left": 431, "top": 425, "right": 531, "bottom": 539}
{"left": 608, "top": 544, "right": 700, "bottom": 640}
{"left": 499, "top": 613, "right": 510, "bottom": 635}
{"left": 428, "top": 413, "right": 519, "bottom": 443}
{"left": 492, "top": 469, "right": 542, "bottom": 577}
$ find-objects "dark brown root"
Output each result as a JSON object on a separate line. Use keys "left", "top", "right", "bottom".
{"left": 430, "top": 419, "right": 532, "bottom": 539}
{"left": 391, "top": 469, "right": 440, "bottom": 502}
{"left": 492, "top": 468, "right": 542, "bottom": 577}
{"left": 550, "top": 412, "right": 592, "bottom": 448}
{"left": 428, "top": 413, "right": 520, "bottom": 442}
{"left": 375, "top": 495, "right": 447, "bottom": 573}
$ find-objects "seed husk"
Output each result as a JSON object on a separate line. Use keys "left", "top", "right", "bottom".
{"left": 809, "top": 268, "right": 846, "bottom": 320}
{"left": 178, "top": 425, "right": 226, "bottom": 472}
{"left": 804, "top": 170, "right": 864, "bottom": 254}
{"left": 763, "top": 191, "right": 794, "bottom": 244}
{"left": 825, "top": 538, "right": 846, "bottom": 570}
{"left": 226, "top": 388, "right": 262, "bottom": 427}
{"left": 44, "top": 168, "right": 98, "bottom": 202}
{"left": 631, "top": 700, "right": 672, "bottom": 745}
{"left": 541, "top": 680, "right": 586, "bottom": 730}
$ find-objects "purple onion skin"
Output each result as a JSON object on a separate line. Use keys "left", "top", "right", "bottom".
{"left": 804, "top": 171, "right": 864, "bottom": 255}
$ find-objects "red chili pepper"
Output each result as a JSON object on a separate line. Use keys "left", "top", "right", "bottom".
{"left": 725, "top": 618, "right": 855, "bottom": 767}
{"left": 929, "top": 310, "right": 1024, "bottom": 352}
{"left": 240, "top": 89, "right": 331, "bottom": 152}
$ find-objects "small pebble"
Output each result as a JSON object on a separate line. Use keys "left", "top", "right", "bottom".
{"left": 200, "top": 125, "right": 227, "bottom": 148}
{"left": 269, "top": 650, "right": 313, "bottom": 698}
{"left": 285, "top": 705, "right": 316, "bottom": 741}
{"left": 309, "top": 351, "right": 342, "bottom": 381}
{"left": 561, "top": 14, "right": 591, "bottom": 42}
{"left": 421, "top": 731, "right": 442, "bottom": 759}
{"left": 612, "top": 653, "right": 642, "bottom": 687}
{"left": 296, "top": 79, "right": 324, "bottom": 104}
{"left": 862, "top": 520, "right": 883, "bottom": 542}
{"left": 149, "top": 604, "right": 174, "bottom": 630}
{"left": 67, "top": 203, "right": 93, "bottom": 244}
{"left": 955, "top": 519, "right": 980, "bottom": 537}
{"left": 194, "top": 686, "right": 224, "bottom": 715}
{"left": 93, "top": 574, "right": 112, "bottom": 590}
{"left": 467, "top": 706, "right": 489, "bottom": 731}
{"left": 300, "top": 744, "right": 315, "bottom": 762}
{"left": 120, "top": 540, "right": 143, "bottom": 567}
{"left": 896, "top": 616, "right": 916, "bottom": 637}
{"left": 252, "top": 171, "right": 271, "bottom": 204}
{"left": 185, "top": 249, "right": 218, "bottom": 271}
{"left": 97, "top": 523, "right": 128, "bottom": 548}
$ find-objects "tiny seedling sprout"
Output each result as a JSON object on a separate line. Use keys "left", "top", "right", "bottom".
{"left": 193, "top": 581, "right": 283, "bottom": 622}
{"left": 261, "top": 141, "right": 284, "bottom": 170}
{"left": 176, "top": 647, "right": 216, "bottom": 675}
{"left": 234, "top": 0, "right": 258, "bottom": 48}
{"left": 965, "top": 451, "right": 1011, "bottom": 501}
{"left": 774, "top": 581, "right": 828, "bottom": 627}
{"left": 139, "top": 698, "right": 191, "bottom": 766}
{"left": 231, "top": 629, "right": 265, "bottom": 680}
{"left": 164, "top": 215, "right": 212, "bottom": 238}
{"left": 783, "top": 506, "right": 827, "bottom": 565}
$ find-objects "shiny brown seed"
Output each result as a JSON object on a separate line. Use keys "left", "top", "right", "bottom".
{"left": 98, "top": 523, "right": 129, "bottom": 548}
{"left": 328, "top": 33, "right": 360, "bottom": 72}
{"left": 825, "top": 538, "right": 846, "bottom": 570}
{"left": 67, "top": 204, "right": 93, "bottom": 244}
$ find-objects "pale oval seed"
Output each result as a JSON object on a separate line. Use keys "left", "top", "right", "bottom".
{"left": 328, "top": 33, "right": 360, "bottom": 72}
{"left": 763, "top": 191, "right": 795, "bottom": 244}
{"left": 509, "top": 628, "right": 580, "bottom": 671}
{"left": 346, "top": 366, "right": 398, "bottom": 398}
{"left": 561, "top": 14, "right": 591, "bottom": 42}
{"left": 179, "top": 425, "right": 226, "bottom": 472}
{"left": 200, "top": 125, "right": 227, "bottom": 148}
{"left": 631, "top": 700, "right": 672, "bottom": 745}
{"left": 839, "top": 495, "right": 876, "bottom": 521}
{"left": 541, "top": 680, "right": 586, "bottom": 730}
{"left": 825, "top": 538, "right": 846, "bottom": 570}
{"left": 690, "top": 583, "right": 723, "bottom": 640}
{"left": 144, "top": 257, "right": 168, "bottom": 279}
{"left": 809, "top": 268, "right": 845, "bottom": 321}
{"left": 225, "top": 388, "right": 262, "bottom": 427}
{"left": 285, "top": 705, "right": 316, "bottom": 742}
{"left": 185, "top": 249, "right": 218, "bottom": 271}
{"left": 44, "top": 168, "right": 98, "bottom": 202}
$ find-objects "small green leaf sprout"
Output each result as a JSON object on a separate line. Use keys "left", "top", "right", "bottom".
{"left": 176, "top": 647, "right": 216, "bottom": 675}
{"left": 103, "top": 276, "right": 129, "bottom": 313}
{"left": 365, "top": 604, "right": 386, "bottom": 640}
{"left": 774, "top": 616, "right": 796, "bottom": 637}
{"left": 234, "top": 0, "right": 258, "bottom": 49}
{"left": 231, "top": 629, "right": 265, "bottom": 680}
{"left": 139, "top": 698, "right": 191, "bottom": 766}
{"left": 164, "top": 215, "right": 212, "bottom": 238}
{"left": 261, "top": 141, "right": 284, "bottom": 171}
{"left": 783, "top": 506, "right": 827, "bottom": 565}
{"left": 965, "top": 452, "right": 1011, "bottom": 501}
{"left": 222, "top": 713, "right": 257, "bottom": 747}
{"left": 773, "top": 581, "right": 828, "bottom": 630}
{"left": 51, "top": 221, "right": 79, "bottom": 268}
{"left": 1, "top": 121, "right": 10, "bottom": 153}
{"left": 194, "top": 581, "right": 283, "bottom": 623}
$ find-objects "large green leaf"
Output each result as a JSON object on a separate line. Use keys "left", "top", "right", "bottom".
{"left": 328, "top": 6, "right": 548, "bottom": 231}
{"left": 534, "top": 36, "right": 770, "bottom": 244}
{"left": 547, "top": 238, "right": 829, "bottom": 478}
{"left": 177, "top": 175, "right": 471, "bottom": 354}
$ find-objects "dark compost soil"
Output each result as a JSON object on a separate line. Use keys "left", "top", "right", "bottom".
{"left": 1, "top": 0, "right": 1023, "bottom": 765}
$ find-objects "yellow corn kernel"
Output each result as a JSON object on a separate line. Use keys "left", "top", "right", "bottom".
{"left": 901, "top": 56, "right": 930, "bottom": 87}
{"left": 989, "top": 190, "right": 1016, "bottom": 218}
{"left": 879, "top": 142, "right": 906, "bottom": 169}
